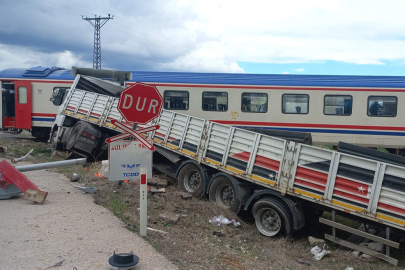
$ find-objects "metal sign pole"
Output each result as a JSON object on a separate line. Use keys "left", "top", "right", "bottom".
{"left": 139, "top": 167, "right": 147, "bottom": 236}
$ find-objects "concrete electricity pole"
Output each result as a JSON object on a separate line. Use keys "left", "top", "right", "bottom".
{"left": 82, "top": 14, "right": 113, "bottom": 69}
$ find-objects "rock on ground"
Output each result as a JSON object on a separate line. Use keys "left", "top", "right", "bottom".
{"left": 308, "top": 236, "right": 325, "bottom": 246}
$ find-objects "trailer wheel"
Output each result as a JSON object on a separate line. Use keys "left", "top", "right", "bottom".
{"left": 209, "top": 176, "right": 241, "bottom": 213}
{"left": 178, "top": 163, "right": 205, "bottom": 198}
{"left": 252, "top": 198, "right": 293, "bottom": 237}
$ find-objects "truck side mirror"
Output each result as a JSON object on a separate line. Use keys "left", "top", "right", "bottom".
{"left": 50, "top": 88, "right": 67, "bottom": 106}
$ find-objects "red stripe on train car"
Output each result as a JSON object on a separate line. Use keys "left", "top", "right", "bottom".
{"left": 296, "top": 167, "right": 328, "bottom": 184}
{"left": 333, "top": 190, "right": 370, "bottom": 205}
{"left": 32, "top": 113, "right": 57, "bottom": 117}
{"left": 378, "top": 203, "right": 405, "bottom": 216}
{"left": 254, "top": 156, "right": 280, "bottom": 171}
{"left": 335, "top": 177, "right": 369, "bottom": 194}
{"left": 294, "top": 179, "right": 326, "bottom": 191}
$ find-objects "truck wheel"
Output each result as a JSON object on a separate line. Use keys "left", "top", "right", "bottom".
{"left": 252, "top": 198, "right": 293, "bottom": 237}
{"left": 178, "top": 163, "right": 205, "bottom": 198}
{"left": 209, "top": 176, "right": 241, "bottom": 213}
{"left": 66, "top": 123, "right": 83, "bottom": 150}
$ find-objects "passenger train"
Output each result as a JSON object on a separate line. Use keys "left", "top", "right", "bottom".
{"left": 0, "top": 66, "right": 404, "bottom": 152}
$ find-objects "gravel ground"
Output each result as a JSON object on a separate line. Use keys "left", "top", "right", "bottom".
{"left": 0, "top": 163, "right": 178, "bottom": 270}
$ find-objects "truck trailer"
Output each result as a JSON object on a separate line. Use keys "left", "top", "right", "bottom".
{"left": 51, "top": 72, "right": 405, "bottom": 265}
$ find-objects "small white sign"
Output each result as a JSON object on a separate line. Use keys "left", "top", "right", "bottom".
{"left": 109, "top": 140, "right": 152, "bottom": 181}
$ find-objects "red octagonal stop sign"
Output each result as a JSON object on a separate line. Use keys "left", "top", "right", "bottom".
{"left": 117, "top": 83, "right": 163, "bottom": 124}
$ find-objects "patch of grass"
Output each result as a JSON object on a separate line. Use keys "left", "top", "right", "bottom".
{"left": 109, "top": 197, "right": 129, "bottom": 219}
{"left": 315, "top": 144, "right": 334, "bottom": 150}
{"left": 377, "top": 147, "right": 389, "bottom": 153}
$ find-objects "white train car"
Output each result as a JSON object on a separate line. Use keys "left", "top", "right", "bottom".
{"left": 1, "top": 66, "right": 404, "bottom": 151}
{"left": 127, "top": 72, "right": 405, "bottom": 151}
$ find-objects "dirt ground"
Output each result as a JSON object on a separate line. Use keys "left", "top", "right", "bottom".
{"left": 1, "top": 136, "right": 405, "bottom": 270}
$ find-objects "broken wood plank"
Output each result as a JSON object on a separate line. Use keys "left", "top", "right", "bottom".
{"left": 324, "top": 234, "right": 398, "bottom": 266}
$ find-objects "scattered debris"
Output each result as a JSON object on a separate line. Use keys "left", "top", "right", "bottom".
{"left": 159, "top": 211, "right": 180, "bottom": 224}
{"left": 359, "top": 242, "right": 384, "bottom": 252}
{"left": 73, "top": 186, "right": 97, "bottom": 194}
{"left": 297, "top": 259, "right": 310, "bottom": 266}
{"left": 0, "top": 145, "right": 8, "bottom": 153}
{"left": 70, "top": 173, "right": 81, "bottom": 182}
{"left": 127, "top": 223, "right": 137, "bottom": 231}
{"left": 149, "top": 187, "right": 166, "bottom": 194}
{"left": 50, "top": 259, "right": 65, "bottom": 268}
{"left": 180, "top": 192, "right": 193, "bottom": 200}
{"left": 209, "top": 215, "right": 241, "bottom": 227}
{"left": 11, "top": 149, "right": 33, "bottom": 163}
{"left": 99, "top": 161, "right": 109, "bottom": 178}
{"left": 148, "top": 177, "right": 168, "bottom": 187}
{"left": 213, "top": 231, "right": 224, "bottom": 237}
{"left": 351, "top": 250, "right": 360, "bottom": 257}
{"left": 308, "top": 236, "right": 325, "bottom": 246}
{"left": 147, "top": 227, "right": 168, "bottom": 234}
{"left": 311, "top": 244, "right": 331, "bottom": 261}
{"left": 51, "top": 150, "right": 69, "bottom": 158}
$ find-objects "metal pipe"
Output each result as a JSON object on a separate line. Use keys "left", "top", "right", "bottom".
{"left": 15, "top": 158, "right": 87, "bottom": 172}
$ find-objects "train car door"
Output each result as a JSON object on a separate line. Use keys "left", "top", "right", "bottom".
{"left": 1, "top": 81, "right": 16, "bottom": 129}
{"left": 14, "top": 81, "right": 32, "bottom": 129}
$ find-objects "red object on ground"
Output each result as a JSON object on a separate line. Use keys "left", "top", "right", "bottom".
{"left": 0, "top": 160, "right": 47, "bottom": 203}
{"left": 117, "top": 83, "right": 163, "bottom": 125}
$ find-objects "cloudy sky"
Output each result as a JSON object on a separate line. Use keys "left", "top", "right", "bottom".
{"left": 1, "top": 0, "right": 405, "bottom": 75}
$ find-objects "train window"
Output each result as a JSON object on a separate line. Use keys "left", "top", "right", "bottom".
{"left": 367, "top": 96, "right": 397, "bottom": 117}
{"left": 324, "top": 95, "right": 352, "bottom": 115}
{"left": 241, "top": 93, "right": 268, "bottom": 113}
{"left": 282, "top": 94, "right": 309, "bottom": 114}
{"left": 163, "top": 90, "right": 189, "bottom": 110}
{"left": 18, "top": 86, "right": 27, "bottom": 104}
{"left": 202, "top": 92, "right": 228, "bottom": 111}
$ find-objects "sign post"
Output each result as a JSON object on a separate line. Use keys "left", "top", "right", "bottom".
{"left": 108, "top": 82, "right": 163, "bottom": 237}
{"left": 139, "top": 168, "right": 147, "bottom": 236}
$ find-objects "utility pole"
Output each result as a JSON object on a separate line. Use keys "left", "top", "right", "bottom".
{"left": 82, "top": 14, "right": 113, "bottom": 69}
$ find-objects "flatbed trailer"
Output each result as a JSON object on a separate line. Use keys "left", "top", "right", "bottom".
{"left": 52, "top": 74, "right": 405, "bottom": 265}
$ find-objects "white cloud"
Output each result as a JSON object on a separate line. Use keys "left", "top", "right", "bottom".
{"left": 295, "top": 68, "right": 305, "bottom": 72}
{"left": 2, "top": 0, "right": 405, "bottom": 72}
{"left": 281, "top": 71, "right": 290, "bottom": 74}
{"left": 0, "top": 45, "right": 91, "bottom": 71}
{"left": 160, "top": 41, "right": 244, "bottom": 73}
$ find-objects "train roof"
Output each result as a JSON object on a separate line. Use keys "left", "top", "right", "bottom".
{"left": 0, "top": 67, "right": 74, "bottom": 80}
{"left": 2, "top": 66, "right": 405, "bottom": 88}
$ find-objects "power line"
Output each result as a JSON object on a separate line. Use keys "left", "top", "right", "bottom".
{"left": 82, "top": 15, "right": 113, "bottom": 69}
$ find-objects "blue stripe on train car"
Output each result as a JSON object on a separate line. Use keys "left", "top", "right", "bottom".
{"left": 32, "top": 117, "right": 55, "bottom": 121}
{"left": 235, "top": 126, "right": 405, "bottom": 136}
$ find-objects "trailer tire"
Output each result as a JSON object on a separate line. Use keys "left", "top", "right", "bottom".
{"left": 252, "top": 198, "right": 293, "bottom": 237}
{"left": 178, "top": 163, "right": 205, "bottom": 198}
{"left": 209, "top": 176, "right": 241, "bottom": 213}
